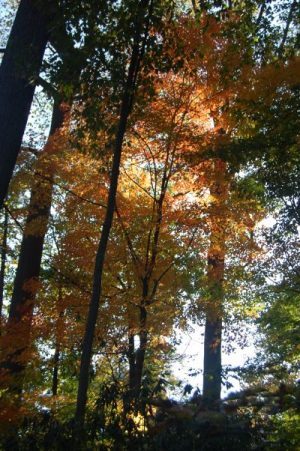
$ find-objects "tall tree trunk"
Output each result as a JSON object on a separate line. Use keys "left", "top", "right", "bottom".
{"left": 0, "top": 211, "right": 8, "bottom": 322}
{"left": 52, "top": 285, "right": 64, "bottom": 397}
{"left": 127, "top": 305, "right": 148, "bottom": 403}
{"left": 0, "top": 101, "right": 65, "bottom": 393}
{"left": 0, "top": 0, "right": 56, "bottom": 208}
{"left": 52, "top": 314, "right": 64, "bottom": 396}
{"left": 203, "top": 159, "right": 228, "bottom": 408}
{"left": 128, "top": 330, "right": 136, "bottom": 392}
{"left": 134, "top": 306, "right": 148, "bottom": 398}
{"left": 74, "top": 0, "right": 152, "bottom": 429}
{"left": 123, "top": 328, "right": 136, "bottom": 415}
{"left": 52, "top": 344, "right": 60, "bottom": 397}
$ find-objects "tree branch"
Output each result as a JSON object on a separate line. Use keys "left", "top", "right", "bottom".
{"left": 278, "top": 0, "right": 297, "bottom": 57}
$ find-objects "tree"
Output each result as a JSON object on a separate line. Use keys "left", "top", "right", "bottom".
{"left": 115, "top": 72, "right": 205, "bottom": 405}
{"left": 0, "top": 101, "right": 67, "bottom": 395}
{"left": 0, "top": 0, "right": 56, "bottom": 207}
{"left": 238, "top": 71, "right": 300, "bottom": 384}
{"left": 203, "top": 159, "right": 229, "bottom": 406}
{"left": 75, "top": 0, "right": 158, "bottom": 429}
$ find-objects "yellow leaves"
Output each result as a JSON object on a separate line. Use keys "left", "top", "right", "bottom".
{"left": 127, "top": 411, "right": 147, "bottom": 432}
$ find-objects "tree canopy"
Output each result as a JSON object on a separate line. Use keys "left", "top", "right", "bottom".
{"left": 0, "top": 0, "right": 299, "bottom": 449}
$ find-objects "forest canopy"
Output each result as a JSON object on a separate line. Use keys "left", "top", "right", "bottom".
{"left": 0, "top": 0, "right": 299, "bottom": 449}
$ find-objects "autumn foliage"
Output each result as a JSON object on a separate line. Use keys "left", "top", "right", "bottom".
{"left": 0, "top": 0, "right": 299, "bottom": 449}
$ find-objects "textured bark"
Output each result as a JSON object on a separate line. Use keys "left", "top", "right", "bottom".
{"left": 203, "top": 159, "right": 228, "bottom": 408}
{"left": 0, "top": 0, "right": 55, "bottom": 208}
{"left": 0, "top": 102, "right": 65, "bottom": 392}
{"left": 74, "top": 1, "right": 152, "bottom": 428}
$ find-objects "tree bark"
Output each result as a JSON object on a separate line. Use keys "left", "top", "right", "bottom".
{"left": 128, "top": 305, "right": 148, "bottom": 402}
{"left": 52, "top": 313, "right": 64, "bottom": 397}
{"left": 52, "top": 344, "right": 60, "bottom": 397}
{"left": 0, "top": 0, "right": 56, "bottom": 208}
{"left": 203, "top": 159, "right": 228, "bottom": 408}
{"left": 74, "top": 0, "right": 152, "bottom": 429}
{"left": 0, "top": 101, "right": 65, "bottom": 393}
{"left": 52, "top": 285, "right": 64, "bottom": 397}
{"left": 134, "top": 308, "right": 148, "bottom": 397}
{"left": 128, "top": 330, "right": 136, "bottom": 391}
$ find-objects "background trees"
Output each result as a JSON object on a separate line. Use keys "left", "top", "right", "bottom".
{"left": 0, "top": 0, "right": 61, "bottom": 206}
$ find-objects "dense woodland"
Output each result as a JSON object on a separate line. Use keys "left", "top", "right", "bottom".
{"left": 0, "top": 0, "right": 299, "bottom": 449}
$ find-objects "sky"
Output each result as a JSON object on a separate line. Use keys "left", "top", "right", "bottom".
{"left": 170, "top": 323, "right": 257, "bottom": 400}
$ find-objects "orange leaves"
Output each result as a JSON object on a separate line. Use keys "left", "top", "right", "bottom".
{"left": 21, "top": 277, "right": 42, "bottom": 296}
{"left": 239, "top": 57, "right": 300, "bottom": 104}
{"left": 165, "top": 14, "right": 222, "bottom": 72}
{"left": 5, "top": 11, "right": 275, "bottom": 406}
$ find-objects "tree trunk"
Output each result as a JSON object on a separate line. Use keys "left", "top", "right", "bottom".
{"left": 133, "top": 306, "right": 148, "bottom": 399}
{"left": 52, "top": 285, "right": 64, "bottom": 397}
{"left": 203, "top": 159, "right": 228, "bottom": 408}
{"left": 0, "top": 211, "right": 8, "bottom": 322}
{"left": 125, "top": 305, "right": 148, "bottom": 419}
{"left": 128, "top": 330, "right": 136, "bottom": 391}
{"left": 127, "top": 269, "right": 150, "bottom": 406}
{"left": 52, "top": 344, "right": 60, "bottom": 397}
{"left": 127, "top": 306, "right": 148, "bottom": 402}
{"left": 74, "top": 1, "right": 151, "bottom": 429}
{"left": 0, "top": 101, "right": 65, "bottom": 393}
{"left": 0, "top": 0, "right": 55, "bottom": 208}
{"left": 123, "top": 329, "right": 136, "bottom": 415}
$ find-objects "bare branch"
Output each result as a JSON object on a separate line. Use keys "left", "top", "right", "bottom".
{"left": 115, "top": 204, "right": 143, "bottom": 277}
{"left": 36, "top": 172, "right": 107, "bottom": 209}
{"left": 3, "top": 204, "right": 24, "bottom": 231}
{"left": 256, "top": 1, "right": 265, "bottom": 26}
{"left": 37, "top": 76, "right": 59, "bottom": 100}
